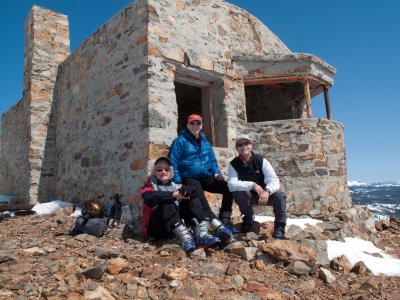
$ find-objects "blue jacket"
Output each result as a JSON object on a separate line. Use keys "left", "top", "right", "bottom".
{"left": 169, "top": 129, "right": 220, "bottom": 184}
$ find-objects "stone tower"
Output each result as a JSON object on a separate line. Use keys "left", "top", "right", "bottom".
{"left": 0, "top": 6, "right": 70, "bottom": 205}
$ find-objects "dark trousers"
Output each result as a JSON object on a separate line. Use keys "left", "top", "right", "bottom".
{"left": 147, "top": 197, "right": 207, "bottom": 240}
{"left": 232, "top": 190, "right": 287, "bottom": 223}
{"left": 183, "top": 176, "right": 234, "bottom": 218}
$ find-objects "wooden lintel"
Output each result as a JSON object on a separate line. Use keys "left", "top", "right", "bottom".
{"left": 244, "top": 76, "right": 330, "bottom": 87}
{"left": 323, "top": 86, "right": 332, "bottom": 120}
{"left": 175, "top": 76, "right": 210, "bottom": 88}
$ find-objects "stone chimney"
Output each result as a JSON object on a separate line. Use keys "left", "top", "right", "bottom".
{"left": 24, "top": 6, "right": 70, "bottom": 204}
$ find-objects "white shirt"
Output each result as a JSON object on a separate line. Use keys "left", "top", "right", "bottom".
{"left": 227, "top": 157, "right": 280, "bottom": 194}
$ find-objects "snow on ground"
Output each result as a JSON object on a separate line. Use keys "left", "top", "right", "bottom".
{"left": 327, "top": 238, "right": 400, "bottom": 276}
{"left": 255, "top": 216, "right": 322, "bottom": 229}
{"left": 71, "top": 206, "right": 82, "bottom": 217}
{"left": 255, "top": 215, "right": 400, "bottom": 276}
{"left": 32, "top": 200, "right": 74, "bottom": 215}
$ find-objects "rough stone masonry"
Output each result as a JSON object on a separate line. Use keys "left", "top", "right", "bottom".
{"left": 0, "top": 0, "right": 351, "bottom": 226}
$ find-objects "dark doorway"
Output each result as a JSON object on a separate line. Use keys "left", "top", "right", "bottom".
{"left": 174, "top": 80, "right": 214, "bottom": 144}
{"left": 174, "top": 82, "right": 202, "bottom": 133}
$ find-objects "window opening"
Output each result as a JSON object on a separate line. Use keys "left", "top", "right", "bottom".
{"left": 245, "top": 82, "right": 304, "bottom": 123}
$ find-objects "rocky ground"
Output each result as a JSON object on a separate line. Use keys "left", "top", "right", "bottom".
{"left": 0, "top": 207, "right": 399, "bottom": 300}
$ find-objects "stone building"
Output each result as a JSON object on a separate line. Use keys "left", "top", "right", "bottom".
{"left": 0, "top": 0, "right": 351, "bottom": 221}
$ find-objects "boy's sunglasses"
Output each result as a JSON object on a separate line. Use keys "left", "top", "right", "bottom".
{"left": 189, "top": 121, "right": 202, "bottom": 126}
{"left": 156, "top": 167, "right": 170, "bottom": 172}
{"left": 236, "top": 142, "right": 251, "bottom": 148}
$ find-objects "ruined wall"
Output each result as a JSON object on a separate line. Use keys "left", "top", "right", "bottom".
{"left": 145, "top": 0, "right": 291, "bottom": 149}
{"left": 239, "top": 119, "right": 351, "bottom": 215}
{"left": 54, "top": 0, "right": 150, "bottom": 220}
{"left": 0, "top": 100, "right": 30, "bottom": 199}
{"left": 0, "top": 6, "right": 70, "bottom": 204}
{"left": 25, "top": 6, "right": 70, "bottom": 203}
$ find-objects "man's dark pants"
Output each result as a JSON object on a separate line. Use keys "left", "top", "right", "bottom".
{"left": 183, "top": 176, "right": 233, "bottom": 220}
{"left": 232, "top": 190, "right": 287, "bottom": 223}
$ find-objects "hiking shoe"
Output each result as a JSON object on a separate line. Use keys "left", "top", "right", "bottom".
{"left": 225, "top": 224, "right": 239, "bottom": 234}
{"left": 216, "top": 226, "right": 236, "bottom": 246}
{"left": 195, "top": 234, "right": 221, "bottom": 249}
{"left": 219, "top": 211, "right": 239, "bottom": 234}
{"left": 241, "top": 215, "right": 254, "bottom": 233}
{"left": 272, "top": 222, "right": 286, "bottom": 239}
{"left": 182, "top": 239, "right": 196, "bottom": 252}
{"left": 173, "top": 224, "right": 196, "bottom": 252}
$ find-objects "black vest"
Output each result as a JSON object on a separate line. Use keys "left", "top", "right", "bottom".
{"left": 230, "top": 153, "right": 265, "bottom": 188}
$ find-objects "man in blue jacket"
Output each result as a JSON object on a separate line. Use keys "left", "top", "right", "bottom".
{"left": 169, "top": 114, "right": 237, "bottom": 233}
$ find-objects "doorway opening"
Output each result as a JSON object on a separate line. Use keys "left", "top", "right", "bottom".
{"left": 174, "top": 79, "right": 215, "bottom": 145}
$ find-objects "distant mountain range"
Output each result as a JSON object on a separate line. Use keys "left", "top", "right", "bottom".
{"left": 348, "top": 181, "right": 400, "bottom": 219}
{"left": 348, "top": 181, "right": 400, "bottom": 187}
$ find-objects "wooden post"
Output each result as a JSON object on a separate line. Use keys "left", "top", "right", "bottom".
{"left": 323, "top": 86, "right": 332, "bottom": 120}
{"left": 304, "top": 79, "right": 312, "bottom": 118}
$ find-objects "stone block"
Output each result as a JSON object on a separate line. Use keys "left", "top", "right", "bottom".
{"left": 130, "top": 159, "right": 147, "bottom": 170}
{"left": 258, "top": 240, "right": 316, "bottom": 266}
{"left": 287, "top": 260, "right": 311, "bottom": 276}
{"left": 319, "top": 267, "right": 336, "bottom": 284}
{"left": 197, "top": 54, "right": 214, "bottom": 71}
{"left": 166, "top": 46, "right": 184, "bottom": 62}
{"left": 148, "top": 143, "right": 169, "bottom": 159}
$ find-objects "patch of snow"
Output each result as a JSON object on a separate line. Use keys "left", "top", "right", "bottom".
{"left": 255, "top": 216, "right": 321, "bottom": 229}
{"left": 32, "top": 200, "right": 74, "bottom": 215}
{"left": 256, "top": 216, "right": 400, "bottom": 276}
{"left": 71, "top": 206, "right": 82, "bottom": 217}
{"left": 327, "top": 237, "right": 400, "bottom": 276}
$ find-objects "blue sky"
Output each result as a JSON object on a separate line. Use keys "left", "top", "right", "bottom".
{"left": 1, "top": 0, "right": 399, "bottom": 183}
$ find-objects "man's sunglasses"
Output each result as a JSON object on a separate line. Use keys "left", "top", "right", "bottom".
{"left": 189, "top": 121, "right": 202, "bottom": 126}
{"left": 236, "top": 141, "right": 251, "bottom": 147}
{"left": 156, "top": 167, "right": 171, "bottom": 172}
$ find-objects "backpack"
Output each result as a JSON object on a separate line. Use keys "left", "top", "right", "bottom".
{"left": 70, "top": 216, "right": 108, "bottom": 237}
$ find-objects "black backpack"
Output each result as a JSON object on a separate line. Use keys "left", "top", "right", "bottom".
{"left": 70, "top": 216, "right": 108, "bottom": 237}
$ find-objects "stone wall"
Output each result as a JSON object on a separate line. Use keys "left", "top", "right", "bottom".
{"left": 238, "top": 118, "right": 351, "bottom": 215}
{"left": 0, "top": 6, "right": 69, "bottom": 204}
{"left": 53, "top": 1, "right": 149, "bottom": 221}
{"left": 145, "top": 0, "right": 291, "bottom": 150}
{"left": 0, "top": 100, "right": 30, "bottom": 199}
{"left": 25, "top": 6, "right": 70, "bottom": 203}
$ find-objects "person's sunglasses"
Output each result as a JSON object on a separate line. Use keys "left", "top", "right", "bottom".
{"left": 236, "top": 141, "right": 251, "bottom": 148}
{"left": 189, "top": 121, "right": 202, "bottom": 126}
{"left": 156, "top": 167, "right": 170, "bottom": 172}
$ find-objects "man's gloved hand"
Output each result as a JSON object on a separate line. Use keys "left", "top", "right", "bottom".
{"left": 178, "top": 185, "right": 197, "bottom": 197}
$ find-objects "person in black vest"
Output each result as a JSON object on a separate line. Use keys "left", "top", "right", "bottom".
{"left": 227, "top": 134, "right": 287, "bottom": 238}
